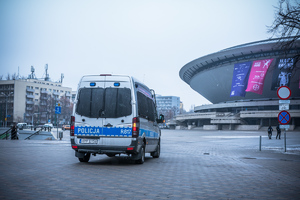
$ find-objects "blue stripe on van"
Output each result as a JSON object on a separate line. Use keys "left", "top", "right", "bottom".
{"left": 75, "top": 127, "right": 132, "bottom": 137}
{"left": 139, "top": 128, "right": 159, "bottom": 138}
{"left": 74, "top": 127, "right": 159, "bottom": 138}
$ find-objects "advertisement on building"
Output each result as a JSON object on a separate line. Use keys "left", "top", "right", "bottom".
{"left": 271, "top": 58, "right": 294, "bottom": 90}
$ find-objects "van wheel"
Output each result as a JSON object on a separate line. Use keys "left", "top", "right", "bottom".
{"left": 151, "top": 143, "right": 160, "bottom": 158}
{"left": 135, "top": 146, "right": 145, "bottom": 164}
{"left": 79, "top": 153, "right": 91, "bottom": 162}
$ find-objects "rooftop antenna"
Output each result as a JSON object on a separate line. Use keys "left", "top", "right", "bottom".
{"left": 44, "top": 64, "right": 50, "bottom": 81}
{"left": 17, "top": 66, "right": 20, "bottom": 79}
{"left": 29, "top": 66, "right": 36, "bottom": 79}
{"left": 60, "top": 73, "right": 64, "bottom": 83}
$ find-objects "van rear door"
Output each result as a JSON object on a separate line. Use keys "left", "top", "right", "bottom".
{"left": 102, "top": 76, "right": 133, "bottom": 136}
{"left": 74, "top": 75, "right": 133, "bottom": 139}
{"left": 75, "top": 76, "right": 106, "bottom": 129}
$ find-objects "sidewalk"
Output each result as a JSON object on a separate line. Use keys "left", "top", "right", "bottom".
{"left": 51, "top": 128, "right": 70, "bottom": 141}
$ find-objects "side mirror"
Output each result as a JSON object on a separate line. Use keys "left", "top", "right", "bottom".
{"left": 156, "top": 114, "right": 165, "bottom": 124}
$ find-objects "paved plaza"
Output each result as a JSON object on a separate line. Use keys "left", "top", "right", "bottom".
{"left": 0, "top": 129, "right": 299, "bottom": 199}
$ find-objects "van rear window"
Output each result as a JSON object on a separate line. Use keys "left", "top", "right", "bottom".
{"left": 76, "top": 88, "right": 132, "bottom": 118}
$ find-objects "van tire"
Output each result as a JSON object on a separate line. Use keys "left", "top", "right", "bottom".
{"left": 135, "top": 146, "right": 145, "bottom": 164}
{"left": 151, "top": 143, "right": 160, "bottom": 158}
{"left": 78, "top": 153, "right": 91, "bottom": 162}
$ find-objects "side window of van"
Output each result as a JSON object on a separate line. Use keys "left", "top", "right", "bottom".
{"left": 76, "top": 88, "right": 132, "bottom": 118}
{"left": 137, "top": 92, "right": 156, "bottom": 122}
{"left": 147, "top": 98, "right": 155, "bottom": 122}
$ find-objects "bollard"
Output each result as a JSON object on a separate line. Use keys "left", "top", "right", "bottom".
{"left": 284, "top": 130, "right": 286, "bottom": 152}
{"left": 59, "top": 131, "right": 63, "bottom": 140}
{"left": 259, "top": 136, "right": 262, "bottom": 151}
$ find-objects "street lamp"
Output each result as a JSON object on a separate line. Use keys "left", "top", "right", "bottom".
{"left": 31, "top": 113, "right": 39, "bottom": 127}
{"left": 1, "top": 92, "right": 14, "bottom": 127}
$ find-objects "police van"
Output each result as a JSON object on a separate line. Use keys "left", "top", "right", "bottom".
{"left": 70, "top": 74, "right": 164, "bottom": 164}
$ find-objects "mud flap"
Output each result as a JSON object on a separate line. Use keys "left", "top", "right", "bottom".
{"left": 131, "top": 147, "right": 143, "bottom": 160}
{"left": 75, "top": 151, "right": 85, "bottom": 158}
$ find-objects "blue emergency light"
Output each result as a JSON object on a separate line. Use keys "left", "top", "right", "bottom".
{"left": 114, "top": 82, "right": 120, "bottom": 87}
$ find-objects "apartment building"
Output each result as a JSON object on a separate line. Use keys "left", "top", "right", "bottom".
{"left": 156, "top": 95, "right": 181, "bottom": 119}
{"left": 0, "top": 79, "right": 72, "bottom": 126}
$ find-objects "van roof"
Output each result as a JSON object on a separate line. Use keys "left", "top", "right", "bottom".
{"left": 79, "top": 74, "right": 151, "bottom": 92}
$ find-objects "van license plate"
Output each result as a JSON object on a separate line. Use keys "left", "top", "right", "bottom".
{"left": 80, "top": 139, "right": 98, "bottom": 144}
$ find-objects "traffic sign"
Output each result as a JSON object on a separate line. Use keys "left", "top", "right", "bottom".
{"left": 279, "top": 103, "right": 289, "bottom": 110}
{"left": 278, "top": 110, "right": 291, "bottom": 125}
{"left": 280, "top": 125, "right": 290, "bottom": 129}
{"left": 279, "top": 100, "right": 290, "bottom": 104}
{"left": 55, "top": 106, "right": 61, "bottom": 114}
{"left": 277, "top": 86, "right": 291, "bottom": 100}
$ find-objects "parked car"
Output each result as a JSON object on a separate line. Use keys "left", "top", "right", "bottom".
{"left": 17, "top": 123, "right": 27, "bottom": 130}
{"left": 44, "top": 123, "right": 54, "bottom": 128}
{"left": 62, "top": 125, "right": 70, "bottom": 130}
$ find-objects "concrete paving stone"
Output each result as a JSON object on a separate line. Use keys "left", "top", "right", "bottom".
{"left": 1, "top": 129, "right": 300, "bottom": 199}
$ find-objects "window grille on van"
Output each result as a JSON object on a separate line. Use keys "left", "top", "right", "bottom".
{"left": 76, "top": 88, "right": 132, "bottom": 118}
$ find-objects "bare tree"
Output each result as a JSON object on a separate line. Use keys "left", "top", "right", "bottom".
{"left": 268, "top": 0, "right": 300, "bottom": 65}
{"left": 60, "top": 96, "right": 73, "bottom": 124}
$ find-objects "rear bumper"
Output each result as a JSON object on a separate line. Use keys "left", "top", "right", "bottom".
{"left": 75, "top": 145, "right": 138, "bottom": 154}
{"left": 71, "top": 138, "right": 140, "bottom": 155}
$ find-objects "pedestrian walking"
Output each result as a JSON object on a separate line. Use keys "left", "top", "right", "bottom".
{"left": 268, "top": 126, "right": 273, "bottom": 139}
{"left": 11, "top": 123, "right": 19, "bottom": 140}
{"left": 276, "top": 124, "right": 281, "bottom": 139}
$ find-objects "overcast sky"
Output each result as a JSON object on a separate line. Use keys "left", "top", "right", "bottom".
{"left": 0, "top": 0, "right": 279, "bottom": 110}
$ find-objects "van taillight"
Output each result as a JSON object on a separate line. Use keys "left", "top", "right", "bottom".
{"left": 70, "top": 116, "right": 75, "bottom": 136}
{"left": 132, "top": 117, "right": 140, "bottom": 138}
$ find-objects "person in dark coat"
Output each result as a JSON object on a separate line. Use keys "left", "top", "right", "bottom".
{"left": 268, "top": 126, "right": 273, "bottom": 139}
{"left": 276, "top": 124, "right": 281, "bottom": 139}
{"left": 11, "top": 123, "right": 18, "bottom": 140}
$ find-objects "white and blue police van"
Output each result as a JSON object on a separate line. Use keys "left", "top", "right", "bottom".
{"left": 70, "top": 74, "right": 164, "bottom": 164}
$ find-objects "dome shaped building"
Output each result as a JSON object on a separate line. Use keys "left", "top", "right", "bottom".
{"left": 178, "top": 37, "right": 300, "bottom": 130}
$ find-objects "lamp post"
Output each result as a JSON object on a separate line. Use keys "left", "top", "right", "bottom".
{"left": 1, "top": 92, "right": 14, "bottom": 127}
{"left": 31, "top": 113, "right": 39, "bottom": 128}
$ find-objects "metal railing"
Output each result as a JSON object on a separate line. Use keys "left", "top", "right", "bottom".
{"left": 24, "top": 128, "right": 43, "bottom": 140}
{"left": 0, "top": 128, "right": 12, "bottom": 140}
